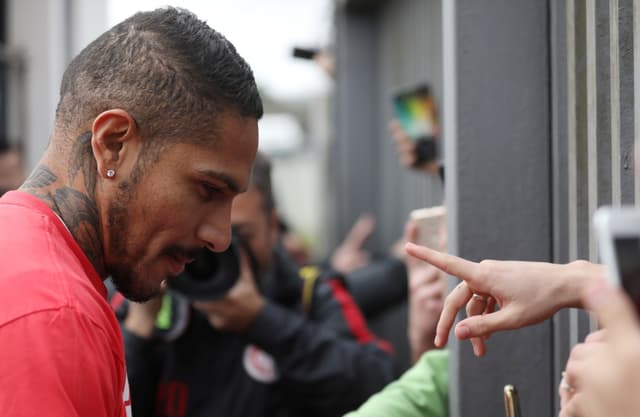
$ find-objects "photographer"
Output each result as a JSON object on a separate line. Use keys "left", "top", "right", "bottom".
{"left": 119, "top": 153, "right": 396, "bottom": 417}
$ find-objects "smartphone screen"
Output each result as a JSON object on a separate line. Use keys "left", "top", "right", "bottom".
{"left": 393, "top": 84, "right": 439, "bottom": 141}
{"left": 613, "top": 237, "right": 640, "bottom": 313}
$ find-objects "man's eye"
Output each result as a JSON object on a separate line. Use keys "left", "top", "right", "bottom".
{"left": 200, "top": 183, "right": 222, "bottom": 200}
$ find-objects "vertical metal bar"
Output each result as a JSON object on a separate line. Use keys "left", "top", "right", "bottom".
{"left": 612, "top": 0, "right": 622, "bottom": 206}
{"left": 586, "top": 0, "right": 598, "bottom": 262}
{"left": 567, "top": 0, "right": 581, "bottom": 349}
{"left": 568, "top": 0, "right": 578, "bottom": 262}
{"left": 635, "top": 0, "right": 640, "bottom": 203}
{"left": 602, "top": 0, "right": 622, "bottom": 334}
{"left": 569, "top": 308, "right": 579, "bottom": 347}
{"left": 442, "top": 1, "right": 459, "bottom": 416}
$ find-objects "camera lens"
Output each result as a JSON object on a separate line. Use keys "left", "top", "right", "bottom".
{"left": 168, "top": 235, "right": 241, "bottom": 301}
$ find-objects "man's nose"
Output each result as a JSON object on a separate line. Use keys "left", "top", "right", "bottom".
{"left": 197, "top": 208, "right": 232, "bottom": 252}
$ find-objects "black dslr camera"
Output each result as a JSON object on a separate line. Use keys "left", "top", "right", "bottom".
{"left": 168, "top": 234, "right": 242, "bottom": 301}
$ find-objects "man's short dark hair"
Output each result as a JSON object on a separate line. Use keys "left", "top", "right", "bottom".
{"left": 56, "top": 7, "right": 263, "bottom": 144}
{"left": 251, "top": 152, "right": 275, "bottom": 213}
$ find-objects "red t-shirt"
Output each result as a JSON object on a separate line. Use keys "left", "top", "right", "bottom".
{"left": 0, "top": 191, "right": 131, "bottom": 417}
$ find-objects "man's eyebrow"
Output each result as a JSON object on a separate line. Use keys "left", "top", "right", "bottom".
{"left": 195, "top": 169, "right": 244, "bottom": 193}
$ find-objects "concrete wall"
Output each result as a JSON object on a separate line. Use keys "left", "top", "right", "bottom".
{"left": 7, "top": 0, "right": 106, "bottom": 170}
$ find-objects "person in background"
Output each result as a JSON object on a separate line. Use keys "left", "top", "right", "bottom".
{"left": 404, "top": 221, "right": 446, "bottom": 363}
{"left": 0, "top": 7, "right": 261, "bottom": 416}
{"left": 389, "top": 117, "right": 447, "bottom": 361}
{"left": 0, "top": 143, "right": 24, "bottom": 196}
{"left": 329, "top": 213, "right": 377, "bottom": 274}
{"left": 278, "top": 217, "right": 313, "bottom": 266}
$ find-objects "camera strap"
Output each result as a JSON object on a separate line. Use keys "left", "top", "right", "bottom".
{"left": 299, "top": 265, "right": 321, "bottom": 317}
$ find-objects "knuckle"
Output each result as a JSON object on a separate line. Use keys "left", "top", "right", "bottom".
{"left": 584, "top": 329, "right": 605, "bottom": 344}
{"left": 476, "top": 260, "right": 494, "bottom": 283}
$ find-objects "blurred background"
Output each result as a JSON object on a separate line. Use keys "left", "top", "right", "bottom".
{"left": 2, "top": 1, "right": 639, "bottom": 416}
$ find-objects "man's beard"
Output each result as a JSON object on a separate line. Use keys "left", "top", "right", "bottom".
{"left": 106, "top": 180, "right": 160, "bottom": 302}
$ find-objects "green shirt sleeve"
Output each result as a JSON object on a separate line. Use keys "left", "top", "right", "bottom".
{"left": 344, "top": 349, "right": 449, "bottom": 417}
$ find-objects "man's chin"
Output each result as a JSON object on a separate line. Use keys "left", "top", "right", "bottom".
{"left": 123, "top": 289, "right": 161, "bottom": 303}
{"left": 111, "top": 275, "right": 164, "bottom": 303}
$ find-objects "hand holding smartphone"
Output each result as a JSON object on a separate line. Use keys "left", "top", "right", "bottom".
{"left": 409, "top": 206, "right": 446, "bottom": 250}
{"left": 393, "top": 84, "right": 440, "bottom": 166}
{"left": 593, "top": 206, "right": 640, "bottom": 314}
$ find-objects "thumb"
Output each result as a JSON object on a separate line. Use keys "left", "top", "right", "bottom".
{"left": 404, "top": 220, "right": 419, "bottom": 244}
{"left": 583, "top": 281, "right": 638, "bottom": 342}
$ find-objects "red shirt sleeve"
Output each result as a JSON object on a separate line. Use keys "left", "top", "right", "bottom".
{"left": 0, "top": 307, "right": 126, "bottom": 417}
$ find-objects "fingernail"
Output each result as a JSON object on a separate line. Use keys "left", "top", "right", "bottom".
{"left": 456, "top": 324, "right": 471, "bottom": 339}
{"left": 434, "top": 335, "right": 441, "bottom": 347}
{"left": 473, "top": 345, "right": 480, "bottom": 356}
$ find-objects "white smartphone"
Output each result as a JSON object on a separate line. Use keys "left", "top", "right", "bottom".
{"left": 409, "top": 205, "right": 446, "bottom": 249}
{"left": 593, "top": 206, "right": 640, "bottom": 310}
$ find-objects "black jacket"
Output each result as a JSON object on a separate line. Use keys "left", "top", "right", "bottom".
{"left": 119, "top": 249, "right": 397, "bottom": 417}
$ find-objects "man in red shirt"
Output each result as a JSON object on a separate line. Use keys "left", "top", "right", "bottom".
{"left": 0, "top": 7, "right": 261, "bottom": 417}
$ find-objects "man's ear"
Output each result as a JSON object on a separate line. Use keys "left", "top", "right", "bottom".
{"left": 91, "top": 109, "right": 140, "bottom": 180}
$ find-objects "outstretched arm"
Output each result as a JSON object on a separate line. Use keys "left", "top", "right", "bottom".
{"left": 405, "top": 243, "right": 604, "bottom": 356}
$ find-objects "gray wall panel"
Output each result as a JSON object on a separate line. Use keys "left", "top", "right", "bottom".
{"left": 332, "top": 0, "right": 444, "bottom": 371}
{"left": 551, "top": 2, "right": 570, "bottom": 414}
{"left": 597, "top": 0, "right": 613, "bottom": 207}
{"left": 331, "top": 7, "right": 382, "bottom": 249}
{"left": 449, "top": 1, "right": 553, "bottom": 416}
{"left": 331, "top": 0, "right": 443, "bottom": 254}
{"left": 620, "top": 0, "right": 636, "bottom": 204}
{"left": 377, "top": 0, "right": 444, "bottom": 250}
{"left": 574, "top": 0, "right": 591, "bottom": 260}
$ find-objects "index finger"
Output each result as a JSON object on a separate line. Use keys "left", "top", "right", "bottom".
{"left": 342, "top": 214, "right": 375, "bottom": 249}
{"left": 405, "top": 242, "right": 480, "bottom": 285}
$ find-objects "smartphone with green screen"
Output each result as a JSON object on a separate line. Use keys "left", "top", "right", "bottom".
{"left": 392, "top": 84, "right": 439, "bottom": 165}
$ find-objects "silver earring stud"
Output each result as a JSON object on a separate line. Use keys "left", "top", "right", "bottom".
{"left": 106, "top": 169, "right": 116, "bottom": 178}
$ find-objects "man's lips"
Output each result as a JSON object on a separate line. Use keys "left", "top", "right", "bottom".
{"left": 166, "top": 254, "right": 195, "bottom": 276}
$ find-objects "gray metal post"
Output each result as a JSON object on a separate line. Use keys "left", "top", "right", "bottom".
{"left": 444, "top": 1, "right": 554, "bottom": 416}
